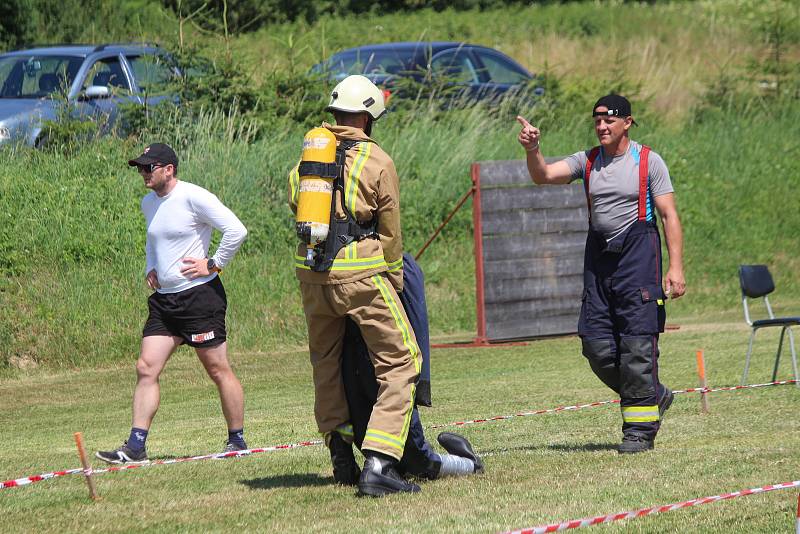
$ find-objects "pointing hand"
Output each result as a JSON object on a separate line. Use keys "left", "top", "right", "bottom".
{"left": 516, "top": 115, "right": 541, "bottom": 152}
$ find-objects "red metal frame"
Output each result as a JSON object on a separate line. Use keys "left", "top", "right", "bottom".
{"left": 471, "top": 162, "right": 487, "bottom": 345}
{"left": 425, "top": 162, "right": 527, "bottom": 349}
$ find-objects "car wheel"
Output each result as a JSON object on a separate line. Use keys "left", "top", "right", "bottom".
{"left": 34, "top": 133, "right": 49, "bottom": 149}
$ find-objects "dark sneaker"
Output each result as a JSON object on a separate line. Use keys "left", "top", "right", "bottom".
{"left": 437, "top": 432, "right": 484, "bottom": 473}
{"left": 222, "top": 440, "right": 248, "bottom": 453}
{"left": 328, "top": 431, "right": 360, "bottom": 486}
{"left": 618, "top": 432, "right": 654, "bottom": 454}
{"left": 358, "top": 456, "right": 421, "bottom": 497}
{"left": 659, "top": 386, "right": 674, "bottom": 418}
{"left": 95, "top": 441, "right": 148, "bottom": 464}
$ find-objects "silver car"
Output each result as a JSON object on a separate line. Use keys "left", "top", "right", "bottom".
{"left": 0, "top": 43, "right": 176, "bottom": 147}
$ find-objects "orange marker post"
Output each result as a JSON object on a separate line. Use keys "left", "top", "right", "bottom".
{"left": 696, "top": 350, "right": 710, "bottom": 414}
{"left": 73, "top": 432, "right": 100, "bottom": 501}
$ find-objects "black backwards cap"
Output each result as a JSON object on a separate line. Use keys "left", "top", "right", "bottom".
{"left": 592, "top": 94, "right": 638, "bottom": 126}
{"left": 128, "top": 142, "right": 179, "bottom": 169}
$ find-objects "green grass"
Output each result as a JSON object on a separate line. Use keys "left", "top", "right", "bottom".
{"left": 1, "top": 316, "right": 798, "bottom": 532}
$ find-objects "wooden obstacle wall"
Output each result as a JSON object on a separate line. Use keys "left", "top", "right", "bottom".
{"left": 472, "top": 159, "right": 588, "bottom": 342}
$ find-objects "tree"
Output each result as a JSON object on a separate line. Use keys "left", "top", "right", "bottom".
{"left": 0, "top": 0, "right": 37, "bottom": 51}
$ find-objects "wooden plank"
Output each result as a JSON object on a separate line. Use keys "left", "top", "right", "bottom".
{"left": 484, "top": 273, "right": 583, "bottom": 303}
{"left": 477, "top": 157, "right": 567, "bottom": 188}
{"left": 481, "top": 185, "right": 586, "bottom": 212}
{"left": 483, "top": 256, "right": 584, "bottom": 279}
{"left": 475, "top": 161, "right": 584, "bottom": 341}
{"left": 485, "top": 297, "right": 580, "bottom": 320}
{"left": 476, "top": 160, "right": 530, "bottom": 187}
{"left": 486, "top": 313, "right": 578, "bottom": 341}
{"left": 482, "top": 208, "right": 589, "bottom": 235}
{"left": 483, "top": 233, "right": 586, "bottom": 261}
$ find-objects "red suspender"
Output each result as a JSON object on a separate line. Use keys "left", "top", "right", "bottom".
{"left": 584, "top": 147, "right": 600, "bottom": 222}
{"left": 637, "top": 145, "right": 651, "bottom": 221}
{"left": 585, "top": 144, "right": 650, "bottom": 223}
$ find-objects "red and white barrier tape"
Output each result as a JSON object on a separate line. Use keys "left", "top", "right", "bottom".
{"left": 1, "top": 440, "right": 322, "bottom": 490}
{"left": 504, "top": 480, "right": 800, "bottom": 534}
{"left": 678, "top": 379, "right": 797, "bottom": 395}
{"left": 1, "top": 468, "right": 85, "bottom": 489}
{"left": 432, "top": 379, "right": 798, "bottom": 429}
{"left": 2, "top": 379, "right": 796, "bottom": 491}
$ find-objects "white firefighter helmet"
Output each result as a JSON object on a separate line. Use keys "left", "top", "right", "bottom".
{"left": 326, "top": 75, "right": 386, "bottom": 120}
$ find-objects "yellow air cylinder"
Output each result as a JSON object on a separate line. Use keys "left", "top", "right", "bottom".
{"left": 296, "top": 127, "right": 337, "bottom": 265}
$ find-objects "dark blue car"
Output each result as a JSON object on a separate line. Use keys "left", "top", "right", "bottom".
{"left": 312, "top": 41, "right": 543, "bottom": 104}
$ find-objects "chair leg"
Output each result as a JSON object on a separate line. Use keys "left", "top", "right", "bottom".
{"left": 787, "top": 327, "right": 799, "bottom": 387}
{"left": 772, "top": 326, "right": 787, "bottom": 382}
{"left": 742, "top": 329, "right": 757, "bottom": 385}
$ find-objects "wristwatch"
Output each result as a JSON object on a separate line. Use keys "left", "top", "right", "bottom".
{"left": 206, "top": 258, "right": 221, "bottom": 273}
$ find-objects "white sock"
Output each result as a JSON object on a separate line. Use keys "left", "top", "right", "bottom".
{"left": 438, "top": 454, "right": 475, "bottom": 477}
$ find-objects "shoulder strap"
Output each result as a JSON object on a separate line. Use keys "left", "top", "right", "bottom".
{"left": 637, "top": 145, "right": 651, "bottom": 221}
{"left": 310, "top": 140, "right": 377, "bottom": 272}
{"left": 584, "top": 147, "right": 601, "bottom": 222}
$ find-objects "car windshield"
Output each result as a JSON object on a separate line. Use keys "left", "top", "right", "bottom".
{"left": 0, "top": 55, "right": 84, "bottom": 99}
{"left": 316, "top": 49, "right": 413, "bottom": 80}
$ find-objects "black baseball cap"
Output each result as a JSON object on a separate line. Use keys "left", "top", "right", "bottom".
{"left": 128, "top": 143, "right": 179, "bottom": 168}
{"left": 592, "top": 94, "right": 638, "bottom": 126}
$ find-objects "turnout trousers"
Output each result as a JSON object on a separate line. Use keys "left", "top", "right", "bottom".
{"left": 342, "top": 317, "right": 439, "bottom": 478}
{"left": 578, "top": 220, "right": 668, "bottom": 440}
{"left": 300, "top": 274, "right": 421, "bottom": 460}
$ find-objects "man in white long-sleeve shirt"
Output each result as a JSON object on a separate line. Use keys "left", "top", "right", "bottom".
{"left": 97, "top": 143, "right": 249, "bottom": 464}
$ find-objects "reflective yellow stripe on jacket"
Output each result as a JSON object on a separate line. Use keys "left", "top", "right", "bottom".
{"left": 289, "top": 165, "right": 300, "bottom": 206}
{"left": 294, "top": 255, "right": 388, "bottom": 271}
{"left": 387, "top": 257, "right": 403, "bottom": 273}
{"left": 346, "top": 142, "right": 371, "bottom": 214}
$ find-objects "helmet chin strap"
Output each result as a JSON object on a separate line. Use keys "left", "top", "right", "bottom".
{"left": 364, "top": 117, "right": 374, "bottom": 137}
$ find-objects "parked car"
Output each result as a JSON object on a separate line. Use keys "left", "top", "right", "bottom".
{"left": 311, "top": 41, "right": 543, "bottom": 105}
{"left": 0, "top": 43, "right": 177, "bottom": 147}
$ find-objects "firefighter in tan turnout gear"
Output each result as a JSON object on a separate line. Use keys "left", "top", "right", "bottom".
{"left": 288, "top": 75, "right": 421, "bottom": 496}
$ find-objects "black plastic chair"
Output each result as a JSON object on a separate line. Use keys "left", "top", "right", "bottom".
{"left": 739, "top": 265, "right": 800, "bottom": 385}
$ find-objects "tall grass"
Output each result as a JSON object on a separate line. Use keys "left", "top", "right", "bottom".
{"left": 2, "top": 96, "right": 799, "bottom": 370}
{"left": 229, "top": 0, "right": 799, "bottom": 122}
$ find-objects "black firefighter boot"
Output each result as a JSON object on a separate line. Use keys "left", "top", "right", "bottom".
{"left": 328, "top": 431, "right": 360, "bottom": 486}
{"left": 437, "top": 432, "right": 484, "bottom": 473}
{"left": 618, "top": 431, "right": 654, "bottom": 454}
{"left": 357, "top": 452, "right": 421, "bottom": 497}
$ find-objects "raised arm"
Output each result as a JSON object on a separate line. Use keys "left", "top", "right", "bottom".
{"left": 516, "top": 115, "right": 573, "bottom": 185}
{"left": 653, "top": 192, "right": 685, "bottom": 299}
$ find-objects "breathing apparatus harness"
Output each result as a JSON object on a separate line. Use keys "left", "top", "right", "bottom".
{"left": 298, "top": 139, "right": 378, "bottom": 272}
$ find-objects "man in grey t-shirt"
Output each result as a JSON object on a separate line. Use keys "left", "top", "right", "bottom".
{"left": 516, "top": 94, "right": 685, "bottom": 454}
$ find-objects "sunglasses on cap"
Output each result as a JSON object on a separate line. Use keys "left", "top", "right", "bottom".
{"left": 136, "top": 163, "right": 167, "bottom": 174}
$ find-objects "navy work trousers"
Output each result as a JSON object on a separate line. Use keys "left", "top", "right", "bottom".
{"left": 578, "top": 220, "right": 668, "bottom": 440}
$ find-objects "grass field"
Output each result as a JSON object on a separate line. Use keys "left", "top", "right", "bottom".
{"left": 1, "top": 313, "right": 798, "bottom": 532}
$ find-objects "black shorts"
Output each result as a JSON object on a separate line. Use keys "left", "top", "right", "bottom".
{"left": 143, "top": 276, "right": 227, "bottom": 348}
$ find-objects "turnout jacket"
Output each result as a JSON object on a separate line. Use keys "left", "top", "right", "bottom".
{"left": 288, "top": 123, "right": 404, "bottom": 291}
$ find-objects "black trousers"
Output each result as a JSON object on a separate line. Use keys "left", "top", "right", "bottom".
{"left": 578, "top": 220, "right": 667, "bottom": 439}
